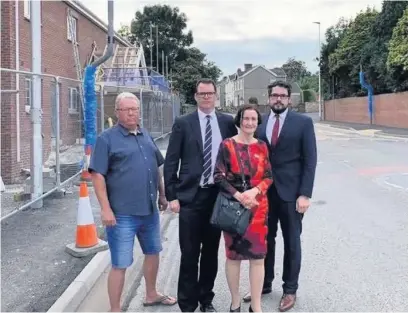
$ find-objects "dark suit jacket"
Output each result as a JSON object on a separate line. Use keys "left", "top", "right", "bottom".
{"left": 255, "top": 110, "right": 317, "bottom": 202}
{"left": 164, "top": 110, "right": 238, "bottom": 204}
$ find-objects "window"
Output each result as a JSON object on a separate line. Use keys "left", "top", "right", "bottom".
{"left": 25, "top": 77, "right": 32, "bottom": 109}
{"left": 24, "top": 0, "right": 31, "bottom": 19}
{"left": 69, "top": 87, "right": 79, "bottom": 112}
{"left": 67, "top": 15, "right": 77, "bottom": 42}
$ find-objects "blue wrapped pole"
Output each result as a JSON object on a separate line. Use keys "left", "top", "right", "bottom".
{"left": 359, "top": 71, "right": 374, "bottom": 125}
{"left": 83, "top": 65, "right": 97, "bottom": 149}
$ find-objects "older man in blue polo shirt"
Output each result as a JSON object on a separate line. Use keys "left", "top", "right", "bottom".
{"left": 89, "top": 92, "right": 177, "bottom": 312}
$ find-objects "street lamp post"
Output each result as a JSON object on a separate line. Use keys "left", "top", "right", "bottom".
{"left": 313, "top": 21, "right": 322, "bottom": 120}
{"left": 149, "top": 24, "right": 153, "bottom": 71}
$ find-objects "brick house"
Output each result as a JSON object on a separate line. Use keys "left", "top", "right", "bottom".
{"left": 1, "top": 0, "right": 130, "bottom": 184}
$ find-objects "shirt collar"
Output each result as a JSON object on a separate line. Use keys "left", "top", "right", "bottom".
{"left": 117, "top": 123, "right": 143, "bottom": 136}
{"left": 271, "top": 108, "right": 288, "bottom": 119}
{"left": 197, "top": 108, "right": 216, "bottom": 120}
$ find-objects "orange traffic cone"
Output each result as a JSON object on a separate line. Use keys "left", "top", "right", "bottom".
{"left": 65, "top": 181, "right": 108, "bottom": 257}
{"left": 75, "top": 182, "right": 98, "bottom": 248}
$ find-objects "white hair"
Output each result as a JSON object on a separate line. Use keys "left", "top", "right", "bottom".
{"left": 115, "top": 92, "right": 139, "bottom": 109}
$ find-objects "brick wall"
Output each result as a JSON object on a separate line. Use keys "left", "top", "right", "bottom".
{"left": 0, "top": 1, "right": 125, "bottom": 183}
{"left": 323, "top": 92, "right": 408, "bottom": 128}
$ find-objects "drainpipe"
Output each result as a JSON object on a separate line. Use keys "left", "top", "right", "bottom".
{"left": 91, "top": 0, "right": 114, "bottom": 67}
{"left": 83, "top": 0, "right": 114, "bottom": 151}
{"left": 15, "top": 0, "right": 20, "bottom": 162}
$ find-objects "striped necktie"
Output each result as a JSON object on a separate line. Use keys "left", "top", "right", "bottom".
{"left": 202, "top": 115, "right": 212, "bottom": 185}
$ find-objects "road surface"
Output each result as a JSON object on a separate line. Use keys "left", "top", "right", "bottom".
{"left": 127, "top": 123, "right": 408, "bottom": 312}
{"left": 0, "top": 135, "right": 170, "bottom": 312}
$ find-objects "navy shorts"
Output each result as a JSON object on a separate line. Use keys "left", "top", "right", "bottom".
{"left": 106, "top": 212, "right": 162, "bottom": 269}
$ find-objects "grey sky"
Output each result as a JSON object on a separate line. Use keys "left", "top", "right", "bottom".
{"left": 80, "top": 0, "right": 382, "bottom": 76}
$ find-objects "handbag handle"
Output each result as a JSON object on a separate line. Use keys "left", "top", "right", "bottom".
{"left": 231, "top": 139, "right": 250, "bottom": 191}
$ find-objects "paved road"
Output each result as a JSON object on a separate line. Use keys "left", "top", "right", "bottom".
{"left": 1, "top": 186, "right": 102, "bottom": 312}
{"left": 1, "top": 134, "right": 170, "bottom": 312}
{"left": 127, "top": 123, "right": 408, "bottom": 312}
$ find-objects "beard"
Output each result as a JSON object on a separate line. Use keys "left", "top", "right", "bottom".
{"left": 270, "top": 102, "right": 287, "bottom": 114}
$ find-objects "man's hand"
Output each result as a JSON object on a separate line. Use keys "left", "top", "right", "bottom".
{"left": 101, "top": 207, "right": 116, "bottom": 226}
{"left": 296, "top": 196, "right": 310, "bottom": 213}
{"left": 158, "top": 194, "right": 168, "bottom": 211}
{"left": 169, "top": 199, "right": 180, "bottom": 213}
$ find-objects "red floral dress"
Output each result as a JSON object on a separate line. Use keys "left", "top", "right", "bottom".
{"left": 214, "top": 138, "right": 273, "bottom": 260}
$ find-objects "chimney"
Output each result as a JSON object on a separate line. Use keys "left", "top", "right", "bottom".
{"left": 244, "top": 63, "right": 253, "bottom": 71}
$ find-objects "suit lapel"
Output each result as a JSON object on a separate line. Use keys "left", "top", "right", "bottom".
{"left": 275, "top": 110, "right": 292, "bottom": 147}
{"left": 216, "top": 112, "right": 228, "bottom": 139}
{"left": 190, "top": 111, "right": 203, "bottom": 155}
{"left": 260, "top": 112, "right": 270, "bottom": 143}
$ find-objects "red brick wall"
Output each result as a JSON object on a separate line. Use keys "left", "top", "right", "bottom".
{"left": 323, "top": 92, "right": 408, "bottom": 128}
{"left": 1, "top": 1, "right": 125, "bottom": 183}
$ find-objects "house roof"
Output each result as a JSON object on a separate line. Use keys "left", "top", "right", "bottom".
{"left": 270, "top": 67, "right": 286, "bottom": 77}
{"left": 240, "top": 65, "right": 282, "bottom": 78}
{"left": 65, "top": 1, "right": 133, "bottom": 47}
{"left": 224, "top": 65, "right": 286, "bottom": 81}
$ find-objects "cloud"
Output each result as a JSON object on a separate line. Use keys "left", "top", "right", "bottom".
{"left": 79, "top": 0, "right": 383, "bottom": 75}
{"left": 198, "top": 37, "right": 320, "bottom": 76}
{"left": 81, "top": 0, "right": 382, "bottom": 43}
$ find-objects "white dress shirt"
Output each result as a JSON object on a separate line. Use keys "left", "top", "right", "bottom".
{"left": 266, "top": 108, "right": 288, "bottom": 144}
{"left": 197, "top": 108, "right": 222, "bottom": 185}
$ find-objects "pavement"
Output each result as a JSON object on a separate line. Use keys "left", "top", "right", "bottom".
{"left": 1, "top": 185, "right": 102, "bottom": 312}
{"left": 319, "top": 119, "right": 408, "bottom": 138}
{"left": 126, "top": 121, "right": 408, "bottom": 312}
{"left": 0, "top": 133, "right": 171, "bottom": 312}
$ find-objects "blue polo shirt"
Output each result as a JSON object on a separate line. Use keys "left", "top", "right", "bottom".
{"left": 88, "top": 124, "right": 164, "bottom": 216}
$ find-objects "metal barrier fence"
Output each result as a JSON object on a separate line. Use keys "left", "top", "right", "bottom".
{"left": 0, "top": 67, "right": 180, "bottom": 219}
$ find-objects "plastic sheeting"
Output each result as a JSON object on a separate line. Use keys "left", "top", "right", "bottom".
{"left": 83, "top": 65, "right": 97, "bottom": 147}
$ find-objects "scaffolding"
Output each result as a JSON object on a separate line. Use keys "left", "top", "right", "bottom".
{"left": 94, "top": 42, "right": 180, "bottom": 137}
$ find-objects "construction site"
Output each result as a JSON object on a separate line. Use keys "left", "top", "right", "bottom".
{"left": 1, "top": 1, "right": 181, "bottom": 218}
{"left": 1, "top": 1, "right": 180, "bottom": 311}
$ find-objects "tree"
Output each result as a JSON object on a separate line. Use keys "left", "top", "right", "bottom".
{"left": 329, "top": 7, "right": 378, "bottom": 97}
{"left": 117, "top": 24, "right": 134, "bottom": 42}
{"left": 386, "top": 7, "right": 408, "bottom": 90}
{"left": 320, "top": 17, "right": 351, "bottom": 99}
{"left": 128, "top": 5, "right": 221, "bottom": 103}
{"left": 360, "top": 0, "right": 408, "bottom": 94}
{"left": 129, "top": 5, "right": 193, "bottom": 74}
{"left": 281, "top": 57, "right": 310, "bottom": 83}
{"left": 299, "top": 73, "right": 319, "bottom": 92}
{"left": 171, "top": 48, "right": 222, "bottom": 104}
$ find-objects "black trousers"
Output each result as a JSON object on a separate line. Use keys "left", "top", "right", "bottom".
{"left": 177, "top": 186, "right": 221, "bottom": 312}
{"left": 264, "top": 185, "right": 303, "bottom": 294}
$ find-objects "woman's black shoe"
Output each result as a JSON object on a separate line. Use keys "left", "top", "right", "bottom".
{"left": 230, "top": 304, "right": 241, "bottom": 312}
{"left": 249, "top": 305, "right": 253, "bottom": 312}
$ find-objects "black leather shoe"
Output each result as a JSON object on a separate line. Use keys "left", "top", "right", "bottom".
{"left": 230, "top": 303, "right": 241, "bottom": 312}
{"left": 200, "top": 303, "right": 216, "bottom": 312}
{"left": 249, "top": 305, "right": 253, "bottom": 312}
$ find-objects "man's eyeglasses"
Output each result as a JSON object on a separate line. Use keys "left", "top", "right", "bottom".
{"left": 269, "top": 94, "right": 289, "bottom": 99}
{"left": 196, "top": 92, "right": 216, "bottom": 97}
{"left": 116, "top": 108, "right": 140, "bottom": 113}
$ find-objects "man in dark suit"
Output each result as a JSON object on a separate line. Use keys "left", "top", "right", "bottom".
{"left": 243, "top": 80, "right": 317, "bottom": 312}
{"left": 164, "top": 79, "right": 238, "bottom": 312}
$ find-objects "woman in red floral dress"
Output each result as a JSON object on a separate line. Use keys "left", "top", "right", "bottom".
{"left": 214, "top": 105, "right": 273, "bottom": 313}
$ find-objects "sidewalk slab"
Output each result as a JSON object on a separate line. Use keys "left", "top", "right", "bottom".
{"left": 319, "top": 120, "right": 408, "bottom": 138}
{"left": 46, "top": 133, "right": 171, "bottom": 312}
{"left": 75, "top": 210, "right": 177, "bottom": 312}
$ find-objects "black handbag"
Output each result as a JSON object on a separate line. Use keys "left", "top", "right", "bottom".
{"left": 210, "top": 141, "right": 253, "bottom": 236}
